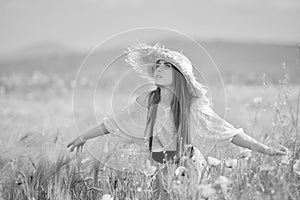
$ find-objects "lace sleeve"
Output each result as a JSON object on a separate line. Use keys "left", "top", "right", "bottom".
{"left": 88, "top": 98, "right": 150, "bottom": 171}
{"left": 102, "top": 97, "right": 148, "bottom": 147}
{"left": 190, "top": 98, "right": 244, "bottom": 156}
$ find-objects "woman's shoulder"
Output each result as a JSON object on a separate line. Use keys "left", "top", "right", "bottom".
{"left": 191, "top": 97, "right": 207, "bottom": 110}
{"left": 190, "top": 97, "right": 213, "bottom": 117}
{"left": 134, "top": 85, "right": 156, "bottom": 109}
{"left": 135, "top": 91, "right": 151, "bottom": 109}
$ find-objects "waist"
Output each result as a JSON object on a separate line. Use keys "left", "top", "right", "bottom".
{"left": 151, "top": 150, "right": 177, "bottom": 164}
{"left": 150, "top": 136, "right": 177, "bottom": 151}
{"left": 151, "top": 148, "right": 176, "bottom": 152}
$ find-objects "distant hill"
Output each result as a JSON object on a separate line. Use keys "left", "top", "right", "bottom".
{"left": 200, "top": 41, "right": 299, "bottom": 84}
{"left": 1, "top": 41, "right": 83, "bottom": 61}
{"left": 0, "top": 40, "right": 299, "bottom": 84}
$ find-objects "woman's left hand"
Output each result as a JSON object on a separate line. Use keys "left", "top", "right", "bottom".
{"left": 265, "top": 145, "right": 288, "bottom": 156}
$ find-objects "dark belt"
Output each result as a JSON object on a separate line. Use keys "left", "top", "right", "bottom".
{"left": 151, "top": 146, "right": 194, "bottom": 164}
{"left": 151, "top": 151, "right": 176, "bottom": 164}
{"left": 148, "top": 134, "right": 194, "bottom": 164}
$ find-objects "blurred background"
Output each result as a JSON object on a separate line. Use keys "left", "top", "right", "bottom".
{"left": 0, "top": 0, "right": 299, "bottom": 163}
{"left": 1, "top": 0, "right": 299, "bottom": 82}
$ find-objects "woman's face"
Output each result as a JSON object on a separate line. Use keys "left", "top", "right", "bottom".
{"left": 154, "top": 59, "right": 174, "bottom": 87}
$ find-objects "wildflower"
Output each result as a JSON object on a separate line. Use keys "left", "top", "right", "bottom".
{"left": 141, "top": 160, "right": 156, "bottom": 177}
{"left": 225, "top": 159, "right": 238, "bottom": 169}
{"left": 175, "top": 166, "right": 187, "bottom": 177}
{"left": 239, "top": 149, "right": 252, "bottom": 159}
{"left": 280, "top": 146, "right": 291, "bottom": 165}
{"left": 101, "top": 194, "right": 113, "bottom": 200}
{"left": 207, "top": 156, "right": 221, "bottom": 167}
{"left": 171, "top": 179, "right": 184, "bottom": 194}
{"left": 281, "top": 154, "right": 291, "bottom": 165}
{"left": 198, "top": 184, "right": 216, "bottom": 199}
{"left": 260, "top": 164, "right": 275, "bottom": 171}
{"left": 215, "top": 176, "right": 232, "bottom": 195}
{"left": 215, "top": 176, "right": 232, "bottom": 186}
{"left": 191, "top": 147, "right": 207, "bottom": 176}
{"left": 293, "top": 159, "right": 300, "bottom": 175}
{"left": 137, "top": 187, "right": 142, "bottom": 192}
{"left": 15, "top": 172, "right": 25, "bottom": 185}
{"left": 253, "top": 96, "right": 263, "bottom": 104}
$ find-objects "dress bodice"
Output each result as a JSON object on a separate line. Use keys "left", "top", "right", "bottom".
{"left": 103, "top": 95, "right": 244, "bottom": 156}
{"left": 150, "top": 106, "right": 177, "bottom": 152}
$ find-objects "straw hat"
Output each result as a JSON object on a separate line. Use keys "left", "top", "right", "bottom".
{"left": 125, "top": 42, "right": 210, "bottom": 106}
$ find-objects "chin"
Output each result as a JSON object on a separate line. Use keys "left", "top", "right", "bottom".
{"left": 154, "top": 80, "right": 172, "bottom": 87}
{"left": 154, "top": 82, "right": 163, "bottom": 87}
{"left": 155, "top": 83, "right": 172, "bottom": 89}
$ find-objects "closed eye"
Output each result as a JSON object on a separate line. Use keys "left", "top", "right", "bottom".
{"left": 155, "top": 60, "right": 172, "bottom": 69}
{"left": 165, "top": 63, "right": 172, "bottom": 68}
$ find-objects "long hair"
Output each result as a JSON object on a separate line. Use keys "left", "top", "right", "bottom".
{"left": 144, "top": 61, "right": 198, "bottom": 159}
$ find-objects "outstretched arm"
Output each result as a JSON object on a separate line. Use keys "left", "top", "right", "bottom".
{"left": 67, "top": 122, "right": 110, "bottom": 152}
{"left": 190, "top": 99, "right": 288, "bottom": 157}
{"left": 231, "top": 132, "right": 287, "bottom": 156}
{"left": 81, "top": 122, "right": 110, "bottom": 139}
{"left": 190, "top": 100, "right": 288, "bottom": 157}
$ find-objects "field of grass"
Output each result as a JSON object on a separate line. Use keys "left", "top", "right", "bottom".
{"left": 0, "top": 65, "right": 299, "bottom": 200}
{"left": 0, "top": 39, "right": 300, "bottom": 199}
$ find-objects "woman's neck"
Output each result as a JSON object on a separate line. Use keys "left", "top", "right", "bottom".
{"left": 159, "top": 86, "right": 173, "bottom": 107}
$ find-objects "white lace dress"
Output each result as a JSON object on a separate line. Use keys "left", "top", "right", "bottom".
{"left": 97, "top": 95, "right": 244, "bottom": 173}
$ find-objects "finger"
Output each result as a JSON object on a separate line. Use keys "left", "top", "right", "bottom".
{"left": 280, "top": 149, "right": 288, "bottom": 154}
{"left": 279, "top": 144, "right": 288, "bottom": 151}
{"left": 281, "top": 150, "right": 288, "bottom": 154}
{"left": 67, "top": 142, "right": 73, "bottom": 148}
{"left": 276, "top": 151, "right": 287, "bottom": 156}
{"left": 70, "top": 146, "right": 74, "bottom": 152}
{"left": 281, "top": 146, "right": 289, "bottom": 153}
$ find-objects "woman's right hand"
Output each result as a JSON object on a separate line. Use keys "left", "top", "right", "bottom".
{"left": 265, "top": 145, "right": 288, "bottom": 156}
{"left": 67, "top": 136, "right": 87, "bottom": 153}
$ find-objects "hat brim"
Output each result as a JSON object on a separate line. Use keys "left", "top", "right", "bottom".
{"left": 125, "top": 42, "right": 210, "bottom": 106}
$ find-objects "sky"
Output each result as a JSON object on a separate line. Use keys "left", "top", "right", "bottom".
{"left": 0, "top": 0, "right": 300, "bottom": 55}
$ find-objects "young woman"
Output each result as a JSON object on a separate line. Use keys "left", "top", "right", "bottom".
{"left": 67, "top": 42, "right": 287, "bottom": 198}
